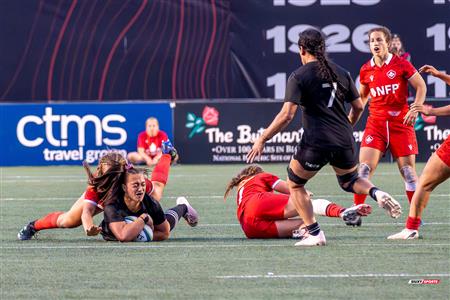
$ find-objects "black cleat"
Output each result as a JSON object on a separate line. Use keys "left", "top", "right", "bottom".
{"left": 17, "top": 222, "right": 37, "bottom": 240}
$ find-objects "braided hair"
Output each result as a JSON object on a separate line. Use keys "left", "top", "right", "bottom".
{"left": 224, "top": 165, "right": 264, "bottom": 199}
{"left": 298, "top": 29, "right": 347, "bottom": 101}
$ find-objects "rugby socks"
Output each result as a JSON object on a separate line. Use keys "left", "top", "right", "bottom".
{"left": 353, "top": 194, "right": 367, "bottom": 205}
{"left": 165, "top": 204, "right": 187, "bottom": 231}
{"left": 406, "top": 190, "right": 415, "bottom": 204}
{"left": 312, "top": 199, "right": 344, "bottom": 218}
{"left": 406, "top": 216, "right": 421, "bottom": 230}
{"left": 369, "top": 187, "right": 380, "bottom": 201}
{"left": 33, "top": 211, "right": 64, "bottom": 231}
{"left": 306, "top": 222, "right": 321, "bottom": 236}
{"left": 151, "top": 154, "right": 171, "bottom": 185}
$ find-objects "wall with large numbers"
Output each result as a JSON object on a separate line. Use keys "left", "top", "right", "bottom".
{"left": 232, "top": 0, "right": 450, "bottom": 99}
{"left": 1, "top": 0, "right": 448, "bottom": 101}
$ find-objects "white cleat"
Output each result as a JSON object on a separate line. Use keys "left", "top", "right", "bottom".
{"left": 387, "top": 228, "right": 419, "bottom": 240}
{"left": 375, "top": 191, "right": 402, "bottom": 218}
{"left": 294, "top": 230, "right": 326, "bottom": 246}
{"left": 341, "top": 204, "right": 372, "bottom": 227}
{"left": 176, "top": 196, "right": 199, "bottom": 227}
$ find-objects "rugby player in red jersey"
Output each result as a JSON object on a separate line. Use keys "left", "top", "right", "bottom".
{"left": 389, "top": 66, "right": 450, "bottom": 239}
{"left": 17, "top": 141, "right": 177, "bottom": 240}
{"left": 224, "top": 165, "right": 372, "bottom": 239}
{"left": 127, "top": 117, "right": 176, "bottom": 167}
{"left": 353, "top": 27, "right": 427, "bottom": 213}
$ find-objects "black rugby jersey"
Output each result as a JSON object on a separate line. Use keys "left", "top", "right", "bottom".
{"left": 101, "top": 194, "right": 166, "bottom": 241}
{"left": 284, "top": 61, "right": 359, "bottom": 150}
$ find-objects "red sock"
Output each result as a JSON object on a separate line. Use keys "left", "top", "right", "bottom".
{"left": 406, "top": 216, "right": 421, "bottom": 230}
{"left": 151, "top": 154, "right": 171, "bottom": 185}
{"left": 325, "top": 203, "right": 345, "bottom": 218}
{"left": 34, "top": 211, "right": 64, "bottom": 231}
{"left": 406, "top": 190, "right": 415, "bottom": 204}
{"left": 354, "top": 194, "right": 367, "bottom": 205}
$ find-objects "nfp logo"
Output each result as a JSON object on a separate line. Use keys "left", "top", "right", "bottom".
{"left": 370, "top": 83, "right": 399, "bottom": 97}
{"left": 16, "top": 107, "right": 127, "bottom": 147}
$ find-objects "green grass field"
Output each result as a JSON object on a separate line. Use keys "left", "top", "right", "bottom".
{"left": 1, "top": 163, "right": 449, "bottom": 299}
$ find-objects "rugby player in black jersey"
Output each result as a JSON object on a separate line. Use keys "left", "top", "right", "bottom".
{"left": 247, "top": 29, "right": 401, "bottom": 246}
{"left": 101, "top": 168, "right": 198, "bottom": 242}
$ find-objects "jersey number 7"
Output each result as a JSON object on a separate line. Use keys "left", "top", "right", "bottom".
{"left": 322, "top": 82, "right": 337, "bottom": 108}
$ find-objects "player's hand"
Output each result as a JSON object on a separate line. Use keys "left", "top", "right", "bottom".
{"left": 85, "top": 225, "right": 102, "bottom": 236}
{"left": 409, "top": 103, "right": 432, "bottom": 116}
{"left": 419, "top": 65, "right": 439, "bottom": 77}
{"left": 139, "top": 213, "right": 154, "bottom": 229}
{"left": 403, "top": 109, "right": 418, "bottom": 126}
{"left": 246, "top": 137, "right": 265, "bottom": 163}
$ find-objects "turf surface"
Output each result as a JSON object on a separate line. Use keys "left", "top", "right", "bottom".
{"left": 1, "top": 163, "right": 449, "bottom": 299}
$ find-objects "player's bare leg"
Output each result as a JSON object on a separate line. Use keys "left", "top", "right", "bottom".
{"left": 275, "top": 219, "right": 304, "bottom": 238}
{"left": 333, "top": 165, "right": 401, "bottom": 219}
{"left": 397, "top": 154, "right": 418, "bottom": 204}
{"left": 287, "top": 159, "right": 325, "bottom": 246}
{"left": 388, "top": 153, "right": 450, "bottom": 240}
{"left": 127, "top": 152, "right": 146, "bottom": 165}
{"left": 354, "top": 147, "right": 384, "bottom": 205}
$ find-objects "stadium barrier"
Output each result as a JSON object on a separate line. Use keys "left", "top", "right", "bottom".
{"left": 1, "top": 99, "right": 449, "bottom": 166}
{"left": 0, "top": 102, "right": 172, "bottom": 166}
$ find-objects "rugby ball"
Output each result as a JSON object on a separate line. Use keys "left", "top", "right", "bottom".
{"left": 124, "top": 216, "right": 153, "bottom": 242}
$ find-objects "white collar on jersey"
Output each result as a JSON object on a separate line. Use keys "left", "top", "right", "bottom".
{"left": 370, "top": 53, "right": 393, "bottom": 67}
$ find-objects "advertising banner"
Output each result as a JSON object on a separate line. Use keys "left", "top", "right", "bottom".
{"left": 0, "top": 102, "right": 172, "bottom": 166}
{"left": 174, "top": 100, "right": 450, "bottom": 164}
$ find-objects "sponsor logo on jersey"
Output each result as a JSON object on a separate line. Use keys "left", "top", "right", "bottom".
{"left": 386, "top": 70, "right": 396, "bottom": 79}
{"left": 369, "top": 75, "right": 374, "bottom": 82}
{"left": 369, "top": 83, "right": 400, "bottom": 97}
{"left": 305, "top": 162, "right": 320, "bottom": 169}
{"left": 388, "top": 111, "right": 401, "bottom": 117}
{"left": 365, "top": 135, "right": 374, "bottom": 144}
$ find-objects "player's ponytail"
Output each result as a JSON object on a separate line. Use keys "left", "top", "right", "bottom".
{"left": 224, "top": 165, "right": 264, "bottom": 199}
{"left": 298, "top": 29, "right": 348, "bottom": 101}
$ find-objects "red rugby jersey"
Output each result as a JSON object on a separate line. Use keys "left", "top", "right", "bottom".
{"left": 236, "top": 172, "right": 281, "bottom": 217}
{"left": 137, "top": 130, "right": 169, "bottom": 158}
{"left": 360, "top": 53, "right": 417, "bottom": 120}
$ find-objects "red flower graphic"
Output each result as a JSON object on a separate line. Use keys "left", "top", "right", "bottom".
{"left": 202, "top": 106, "right": 219, "bottom": 126}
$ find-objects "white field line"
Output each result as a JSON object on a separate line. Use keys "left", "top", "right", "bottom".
{"left": 0, "top": 172, "right": 407, "bottom": 179}
{"left": 196, "top": 222, "right": 450, "bottom": 227}
{"left": 1, "top": 243, "right": 449, "bottom": 250}
{"left": 1, "top": 194, "right": 448, "bottom": 201}
{"left": 215, "top": 273, "right": 450, "bottom": 279}
{"left": 2, "top": 171, "right": 427, "bottom": 182}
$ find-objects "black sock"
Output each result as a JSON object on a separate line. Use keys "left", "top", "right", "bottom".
{"left": 306, "top": 222, "right": 320, "bottom": 236}
{"left": 369, "top": 187, "right": 380, "bottom": 201}
{"left": 164, "top": 204, "right": 187, "bottom": 231}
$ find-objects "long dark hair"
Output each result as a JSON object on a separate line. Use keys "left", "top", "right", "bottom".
{"left": 298, "top": 28, "right": 347, "bottom": 101}
{"left": 224, "top": 165, "right": 264, "bottom": 199}
{"left": 83, "top": 152, "right": 128, "bottom": 206}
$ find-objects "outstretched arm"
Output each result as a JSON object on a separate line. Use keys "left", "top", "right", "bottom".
{"left": 246, "top": 102, "right": 298, "bottom": 163}
{"left": 419, "top": 65, "right": 450, "bottom": 85}
{"left": 81, "top": 203, "right": 101, "bottom": 236}
{"left": 410, "top": 104, "right": 450, "bottom": 117}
